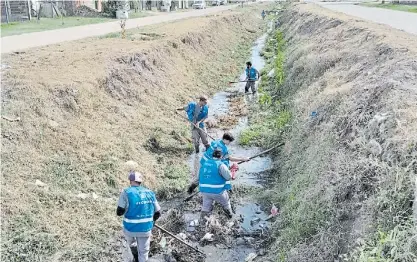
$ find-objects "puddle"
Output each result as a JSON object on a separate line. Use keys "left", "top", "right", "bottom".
{"left": 178, "top": 32, "right": 271, "bottom": 261}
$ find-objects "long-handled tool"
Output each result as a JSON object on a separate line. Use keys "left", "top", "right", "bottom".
{"left": 175, "top": 111, "right": 215, "bottom": 140}
{"left": 235, "top": 143, "right": 284, "bottom": 164}
{"left": 155, "top": 224, "right": 206, "bottom": 257}
{"left": 183, "top": 143, "right": 285, "bottom": 202}
{"left": 228, "top": 80, "right": 257, "bottom": 84}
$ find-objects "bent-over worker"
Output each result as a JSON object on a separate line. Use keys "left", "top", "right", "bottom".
{"left": 245, "top": 62, "right": 260, "bottom": 94}
{"left": 199, "top": 148, "right": 234, "bottom": 219}
{"left": 188, "top": 132, "right": 249, "bottom": 194}
{"left": 177, "top": 96, "right": 210, "bottom": 153}
{"left": 117, "top": 172, "right": 161, "bottom": 262}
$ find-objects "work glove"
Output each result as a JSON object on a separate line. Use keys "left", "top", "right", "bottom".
{"left": 230, "top": 163, "right": 239, "bottom": 180}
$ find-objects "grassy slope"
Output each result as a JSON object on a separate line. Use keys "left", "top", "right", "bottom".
{"left": 0, "top": 5, "right": 266, "bottom": 261}
{"left": 360, "top": 2, "right": 417, "bottom": 13}
{"left": 242, "top": 3, "right": 417, "bottom": 262}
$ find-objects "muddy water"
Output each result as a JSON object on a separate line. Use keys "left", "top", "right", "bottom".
{"left": 121, "top": 30, "right": 272, "bottom": 262}
{"left": 180, "top": 32, "right": 271, "bottom": 261}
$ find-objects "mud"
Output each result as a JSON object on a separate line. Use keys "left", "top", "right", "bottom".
{"left": 140, "top": 32, "right": 275, "bottom": 262}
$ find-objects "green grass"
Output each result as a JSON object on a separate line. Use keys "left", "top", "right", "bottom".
{"left": 360, "top": 2, "right": 417, "bottom": 13}
{"left": 1, "top": 11, "right": 152, "bottom": 37}
{"left": 1, "top": 17, "right": 112, "bottom": 37}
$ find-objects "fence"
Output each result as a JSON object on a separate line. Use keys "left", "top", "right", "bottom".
{"left": 1, "top": 0, "right": 31, "bottom": 23}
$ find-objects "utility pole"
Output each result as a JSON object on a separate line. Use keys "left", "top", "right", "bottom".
{"left": 5, "top": 0, "right": 10, "bottom": 23}
{"left": 27, "top": 0, "right": 32, "bottom": 20}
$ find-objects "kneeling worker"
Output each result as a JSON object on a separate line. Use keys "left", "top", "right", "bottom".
{"left": 199, "top": 148, "right": 234, "bottom": 219}
{"left": 117, "top": 171, "right": 161, "bottom": 262}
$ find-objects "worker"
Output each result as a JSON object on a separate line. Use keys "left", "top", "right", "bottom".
{"left": 245, "top": 62, "right": 260, "bottom": 94}
{"left": 203, "top": 132, "right": 249, "bottom": 190}
{"left": 261, "top": 10, "right": 266, "bottom": 20}
{"left": 187, "top": 132, "right": 249, "bottom": 194}
{"left": 117, "top": 171, "right": 161, "bottom": 262}
{"left": 199, "top": 148, "right": 234, "bottom": 219}
{"left": 176, "top": 96, "right": 210, "bottom": 153}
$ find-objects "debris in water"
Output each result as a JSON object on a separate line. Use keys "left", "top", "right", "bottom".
{"left": 236, "top": 237, "right": 245, "bottom": 246}
{"left": 201, "top": 233, "right": 214, "bottom": 242}
{"left": 245, "top": 252, "right": 257, "bottom": 262}
{"left": 159, "top": 237, "right": 167, "bottom": 249}
{"left": 244, "top": 237, "right": 255, "bottom": 244}
{"left": 250, "top": 217, "right": 261, "bottom": 226}
{"left": 190, "top": 219, "right": 199, "bottom": 227}
{"left": 186, "top": 225, "right": 196, "bottom": 232}
{"left": 177, "top": 233, "right": 187, "bottom": 240}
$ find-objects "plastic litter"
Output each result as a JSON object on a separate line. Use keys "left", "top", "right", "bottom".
{"left": 177, "top": 233, "right": 187, "bottom": 240}
{"left": 201, "top": 233, "right": 214, "bottom": 242}
{"left": 245, "top": 253, "right": 257, "bottom": 262}
{"left": 230, "top": 162, "right": 239, "bottom": 180}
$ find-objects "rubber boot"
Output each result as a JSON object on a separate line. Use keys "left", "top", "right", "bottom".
{"left": 195, "top": 144, "right": 200, "bottom": 154}
{"left": 130, "top": 246, "right": 139, "bottom": 262}
{"left": 204, "top": 144, "right": 210, "bottom": 150}
{"left": 187, "top": 182, "right": 198, "bottom": 194}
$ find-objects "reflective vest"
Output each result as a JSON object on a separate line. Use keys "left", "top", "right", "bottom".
{"left": 123, "top": 186, "right": 156, "bottom": 233}
{"left": 202, "top": 140, "right": 232, "bottom": 190}
{"left": 246, "top": 67, "right": 257, "bottom": 80}
{"left": 186, "top": 102, "right": 208, "bottom": 128}
{"left": 199, "top": 158, "right": 226, "bottom": 194}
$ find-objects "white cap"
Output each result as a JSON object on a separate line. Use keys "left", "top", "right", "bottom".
{"left": 128, "top": 171, "right": 143, "bottom": 183}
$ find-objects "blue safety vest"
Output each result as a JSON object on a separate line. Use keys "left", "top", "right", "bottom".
{"left": 199, "top": 158, "right": 226, "bottom": 194}
{"left": 186, "top": 102, "right": 208, "bottom": 128}
{"left": 123, "top": 186, "right": 156, "bottom": 233}
{"left": 246, "top": 67, "right": 257, "bottom": 80}
{"left": 202, "top": 140, "right": 232, "bottom": 190}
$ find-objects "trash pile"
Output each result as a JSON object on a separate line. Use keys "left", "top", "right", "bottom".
{"left": 145, "top": 191, "right": 278, "bottom": 262}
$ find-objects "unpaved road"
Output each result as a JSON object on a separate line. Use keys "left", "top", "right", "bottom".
{"left": 1, "top": 4, "right": 242, "bottom": 54}
{"left": 317, "top": 2, "right": 417, "bottom": 35}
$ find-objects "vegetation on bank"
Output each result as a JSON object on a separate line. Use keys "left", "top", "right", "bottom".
{"left": 240, "top": 9, "right": 417, "bottom": 262}
{"left": 360, "top": 2, "right": 417, "bottom": 13}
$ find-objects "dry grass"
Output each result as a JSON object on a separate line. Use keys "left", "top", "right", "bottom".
{"left": 0, "top": 5, "right": 266, "bottom": 261}
{"left": 249, "top": 3, "right": 417, "bottom": 262}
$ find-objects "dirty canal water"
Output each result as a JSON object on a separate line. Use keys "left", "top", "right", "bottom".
{"left": 122, "top": 32, "right": 272, "bottom": 262}
{"left": 179, "top": 32, "right": 271, "bottom": 261}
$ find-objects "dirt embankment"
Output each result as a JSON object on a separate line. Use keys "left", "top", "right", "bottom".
{"left": 260, "top": 3, "right": 417, "bottom": 262}
{"left": 0, "top": 6, "right": 265, "bottom": 261}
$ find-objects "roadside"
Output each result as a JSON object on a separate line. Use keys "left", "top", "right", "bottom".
{"left": 317, "top": 1, "right": 417, "bottom": 35}
{"left": 0, "top": 12, "right": 153, "bottom": 37}
{"left": 242, "top": 3, "right": 417, "bottom": 262}
{"left": 360, "top": 2, "right": 417, "bottom": 13}
{"left": 0, "top": 3, "right": 244, "bottom": 54}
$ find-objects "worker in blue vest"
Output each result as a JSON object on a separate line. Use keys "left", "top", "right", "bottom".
{"left": 187, "top": 132, "right": 249, "bottom": 194}
{"left": 261, "top": 10, "right": 266, "bottom": 20}
{"left": 117, "top": 171, "right": 161, "bottom": 262}
{"left": 199, "top": 148, "right": 234, "bottom": 219}
{"left": 245, "top": 61, "right": 260, "bottom": 94}
{"left": 176, "top": 95, "right": 210, "bottom": 153}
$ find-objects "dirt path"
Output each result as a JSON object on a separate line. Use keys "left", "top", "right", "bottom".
{"left": 317, "top": 1, "right": 417, "bottom": 35}
{"left": 1, "top": 4, "right": 242, "bottom": 54}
